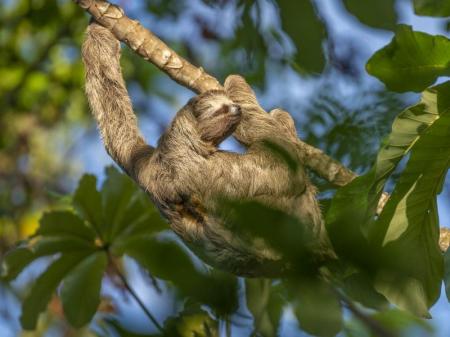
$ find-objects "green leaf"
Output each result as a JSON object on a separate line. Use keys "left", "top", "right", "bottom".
{"left": 342, "top": 272, "right": 388, "bottom": 310}
{"left": 246, "top": 279, "right": 284, "bottom": 337}
{"left": 371, "top": 82, "right": 450, "bottom": 316}
{"left": 327, "top": 82, "right": 449, "bottom": 263}
{"left": 20, "top": 252, "right": 89, "bottom": 330}
{"left": 30, "top": 236, "right": 96, "bottom": 257}
{"left": 366, "top": 25, "right": 450, "bottom": 92}
{"left": 413, "top": 0, "right": 450, "bottom": 17}
{"left": 61, "top": 251, "right": 107, "bottom": 328}
{"left": 1, "top": 247, "right": 35, "bottom": 281}
{"left": 276, "top": 0, "right": 327, "bottom": 73}
{"left": 37, "top": 211, "right": 96, "bottom": 242}
{"left": 343, "top": 0, "right": 397, "bottom": 30}
{"left": 293, "top": 279, "right": 342, "bottom": 337}
{"left": 371, "top": 309, "right": 434, "bottom": 335}
{"left": 73, "top": 174, "right": 103, "bottom": 235}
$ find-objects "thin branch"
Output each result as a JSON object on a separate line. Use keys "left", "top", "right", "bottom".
{"left": 335, "top": 289, "right": 396, "bottom": 337}
{"left": 108, "top": 255, "right": 164, "bottom": 334}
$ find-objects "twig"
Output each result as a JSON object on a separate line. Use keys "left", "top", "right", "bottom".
{"left": 335, "top": 289, "right": 396, "bottom": 337}
{"left": 108, "top": 254, "right": 164, "bottom": 334}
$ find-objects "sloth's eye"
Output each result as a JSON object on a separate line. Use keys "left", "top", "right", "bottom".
{"left": 212, "top": 105, "right": 229, "bottom": 117}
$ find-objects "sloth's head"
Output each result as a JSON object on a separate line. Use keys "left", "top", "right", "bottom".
{"left": 192, "top": 90, "right": 242, "bottom": 146}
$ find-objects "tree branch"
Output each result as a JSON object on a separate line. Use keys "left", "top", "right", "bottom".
{"left": 72, "top": 0, "right": 355, "bottom": 186}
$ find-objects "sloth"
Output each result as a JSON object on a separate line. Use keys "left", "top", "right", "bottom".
{"left": 82, "top": 21, "right": 332, "bottom": 277}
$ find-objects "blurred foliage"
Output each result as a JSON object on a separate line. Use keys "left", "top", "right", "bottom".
{"left": 302, "top": 84, "right": 406, "bottom": 175}
{"left": 413, "top": 0, "right": 450, "bottom": 17}
{"left": 343, "top": 0, "right": 397, "bottom": 31}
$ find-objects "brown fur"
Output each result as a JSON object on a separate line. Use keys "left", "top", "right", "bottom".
{"left": 82, "top": 22, "right": 331, "bottom": 277}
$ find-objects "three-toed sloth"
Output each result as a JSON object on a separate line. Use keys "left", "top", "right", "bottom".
{"left": 82, "top": 21, "right": 332, "bottom": 277}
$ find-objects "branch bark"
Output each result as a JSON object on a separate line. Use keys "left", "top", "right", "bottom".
{"left": 72, "top": 0, "right": 450, "bottom": 251}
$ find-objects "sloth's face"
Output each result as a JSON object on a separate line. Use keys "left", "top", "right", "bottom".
{"left": 193, "top": 91, "right": 242, "bottom": 146}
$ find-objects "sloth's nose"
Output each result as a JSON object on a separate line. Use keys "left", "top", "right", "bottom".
{"left": 230, "top": 104, "right": 241, "bottom": 116}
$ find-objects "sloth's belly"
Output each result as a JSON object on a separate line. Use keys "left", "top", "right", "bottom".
{"left": 165, "top": 205, "right": 286, "bottom": 277}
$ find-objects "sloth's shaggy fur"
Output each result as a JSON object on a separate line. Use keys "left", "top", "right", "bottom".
{"left": 82, "top": 22, "right": 332, "bottom": 277}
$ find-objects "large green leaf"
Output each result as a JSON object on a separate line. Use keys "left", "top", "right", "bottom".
{"left": 370, "top": 82, "right": 450, "bottom": 316}
{"left": 326, "top": 83, "right": 445, "bottom": 260}
{"left": 343, "top": 0, "right": 397, "bottom": 30}
{"left": 61, "top": 251, "right": 107, "bottom": 328}
{"left": 20, "top": 252, "right": 89, "bottom": 330}
{"left": 413, "top": 0, "right": 450, "bottom": 17}
{"left": 276, "top": 0, "right": 326, "bottom": 73}
{"left": 366, "top": 25, "right": 450, "bottom": 92}
{"left": 293, "top": 279, "right": 342, "bottom": 337}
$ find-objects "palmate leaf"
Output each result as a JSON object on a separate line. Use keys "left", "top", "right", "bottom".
{"left": 366, "top": 25, "right": 450, "bottom": 92}
{"left": 370, "top": 81, "right": 450, "bottom": 316}
{"left": 3, "top": 166, "right": 169, "bottom": 330}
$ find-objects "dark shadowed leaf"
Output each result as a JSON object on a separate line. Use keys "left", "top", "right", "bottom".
{"left": 366, "top": 25, "right": 450, "bottom": 92}
{"left": 61, "top": 251, "right": 107, "bottom": 328}
{"left": 343, "top": 0, "right": 397, "bottom": 30}
{"left": 342, "top": 272, "right": 388, "bottom": 310}
{"left": 276, "top": 0, "right": 326, "bottom": 73}
{"left": 413, "top": 0, "right": 450, "bottom": 17}
{"left": 20, "top": 252, "right": 89, "bottom": 330}
{"left": 293, "top": 278, "right": 342, "bottom": 337}
{"left": 246, "top": 279, "right": 284, "bottom": 337}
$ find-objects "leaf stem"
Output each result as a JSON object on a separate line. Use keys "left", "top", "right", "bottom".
{"left": 108, "top": 255, "right": 164, "bottom": 334}
{"left": 335, "top": 289, "right": 396, "bottom": 337}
